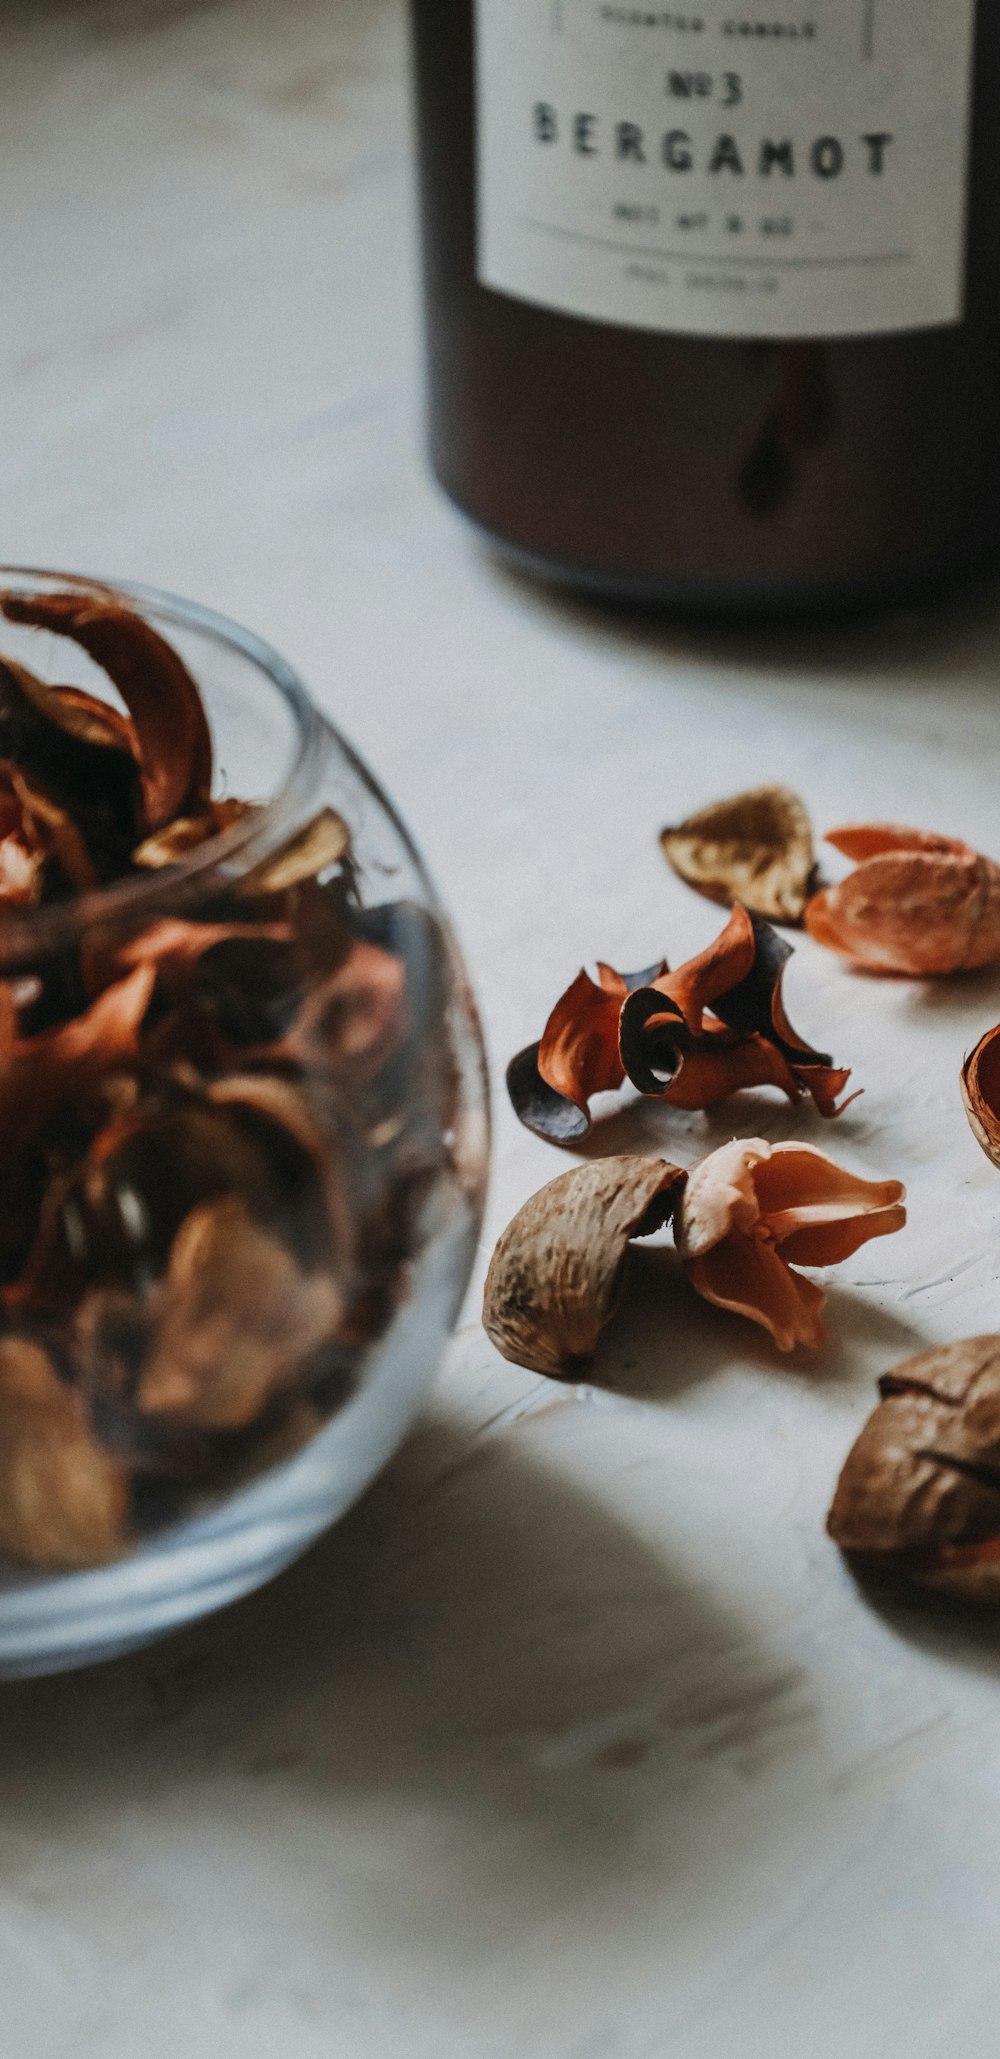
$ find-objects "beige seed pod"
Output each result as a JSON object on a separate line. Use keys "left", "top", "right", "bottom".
{"left": 661, "top": 785, "right": 817, "bottom": 925}
{"left": 482, "top": 1155, "right": 687, "bottom": 1380}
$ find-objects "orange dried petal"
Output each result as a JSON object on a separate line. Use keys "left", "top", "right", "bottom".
{"left": 824, "top": 822, "right": 970, "bottom": 862}
{"left": 538, "top": 967, "right": 626, "bottom": 1111}
{"left": 685, "top": 1233, "right": 826, "bottom": 1352}
{"left": 653, "top": 903, "right": 756, "bottom": 1033}
{"left": 661, "top": 1030, "right": 800, "bottom": 1111}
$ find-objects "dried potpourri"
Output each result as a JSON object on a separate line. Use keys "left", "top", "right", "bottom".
{"left": 962, "top": 1024, "right": 1000, "bottom": 1170}
{"left": 508, "top": 904, "right": 856, "bottom": 1146}
{"left": 805, "top": 823, "right": 1000, "bottom": 976}
{"left": 828, "top": 1338, "right": 1000, "bottom": 1600}
{"left": 483, "top": 1140, "right": 904, "bottom": 1374}
{"left": 661, "top": 785, "right": 818, "bottom": 926}
{"left": 0, "top": 588, "right": 454, "bottom": 1568}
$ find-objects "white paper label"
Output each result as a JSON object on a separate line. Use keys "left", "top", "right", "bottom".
{"left": 474, "top": 1, "right": 976, "bottom": 338}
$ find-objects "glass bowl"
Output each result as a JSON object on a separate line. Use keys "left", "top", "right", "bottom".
{"left": 0, "top": 569, "right": 489, "bottom": 1676}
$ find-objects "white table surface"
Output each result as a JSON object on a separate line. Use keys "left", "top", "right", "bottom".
{"left": 3, "top": 3, "right": 1000, "bottom": 2054}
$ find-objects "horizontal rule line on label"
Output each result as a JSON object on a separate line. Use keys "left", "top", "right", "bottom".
{"left": 520, "top": 218, "right": 914, "bottom": 271}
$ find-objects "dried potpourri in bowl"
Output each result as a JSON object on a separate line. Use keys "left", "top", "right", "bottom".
{"left": 0, "top": 571, "right": 488, "bottom": 1675}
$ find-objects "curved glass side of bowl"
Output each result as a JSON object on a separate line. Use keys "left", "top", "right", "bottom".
{"left": 0, "top": 571, "right": 489, "bottom": 1675}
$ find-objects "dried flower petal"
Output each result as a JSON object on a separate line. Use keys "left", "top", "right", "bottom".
{"left": 1, "top": 590, "right": 213, "bottom": 830}
{"left": 806, "top": 822, "right": 1000, "bottom": 975}
{"left": 137, "top": 1198, "right": 344, "bottom": 1430}
{"left": 0, "top": 1336, "right": 129, "bottom": 1567}
{"left": 961, "top": 1024, "right": 1000, "bottom": 1171}
{"left": 0, "top": 965, "right": 155, "bottom": 1152}
{"left": 661, "top": 784, "right": 817, "bottom": 923}
{"left": 828, "top": 1337, "right": 1000, "bottom": 1598}
{"left": 509, "top": 961, "right": 664, "bottom": 1145}
{"left": 483, "top": 1155, "right": 687, "bottom": 1379}
{"left": 676, "top": 1138, "right": 905, "bottom": 1351}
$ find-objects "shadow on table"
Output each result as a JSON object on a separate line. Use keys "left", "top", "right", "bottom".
{"left": 0, "top": 1408, "right": 812, "bottom": 1932}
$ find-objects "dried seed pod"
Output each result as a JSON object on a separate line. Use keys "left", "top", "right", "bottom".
{"left": 137, "top": 1198, "right": 344, "bottom": 1430}
{"left": 806, "top": 823, "right": 1000, "bottom": 976}
{"left": 661, "top": 784, "right": 817, "bottom": 924}
{"left": 961, "top": 1025, "right": 1000, "bottom": 1170}
{"left": 0, "top": 1336, "right": 129, "bottom": 1568}
{"left": 828, "top": 1337, "right": 1000, "bottom": 1599}
{"left": 483, "top": 1155, "right": 687, "bottom": 1379}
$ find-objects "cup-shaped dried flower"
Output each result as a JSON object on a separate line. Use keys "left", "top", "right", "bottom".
{"left": 674, "top": 1138, "right": 906, "bottom": 1352}
{"left": 805, "top": 823, "right": 1000, "bottom": 976}
{"left": 961, "top": 1023, "right": 1000, "bottom": 1171}
{"left": 828, "top": 1338, "right": 1000, "bottom": 1599}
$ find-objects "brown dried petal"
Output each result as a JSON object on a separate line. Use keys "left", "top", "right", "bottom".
{"left": 1, "top": 590, "right": 213, "bottom": 830}
{"left": 661, "top": 785, "right": 817, "bottom": 924}
{"left": 483, "top": 1156, "right": 687, "bottom": 1380}
{"left": 961, "top": 1024, "right": 1000, "bottom": 1171}
{"left": 0, "top": 1336, "right": 129, "bottom": 1568}
{"left": 137, "top": 1198, "right": 344, "bottom": 1430}
{"left": 828, "top": 1337, "right": 1000, "bottom": 1599}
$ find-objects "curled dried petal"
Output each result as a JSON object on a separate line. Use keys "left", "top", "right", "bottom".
{"left": 661, "top": 784, "right": 817, "bottom": 923}
{"left": 131, "top": 798, "right": 251, "bottom": 869}
{"left": 0, "top": 965, "right": 155, "bottom": 1151}
{"left": 806, "top": 825, "right": 1000, "bottom": 975}
{"left": 0, "top": 1336, "right": 129, "bottom": 1568}
{"left": 961, "top": 1024, "right": 1000, "bottom": 1171}
{"left": 653, "top": 904, "right": 755, "bottom": 1034}
{"left": 137, "top": 1198, "right": 344, "bottom": 1430}
{"left": 1, "top": 590, "right": 213, "bottom": 830}
{"left": 483, "top": 1156, "right": 687, "bottom": 1379}
{"left": 510, "top": 960, "right": 665, "bottom": 1144}
{"left": 828, "top": 1337, "right": 1000, "bottom": 1598}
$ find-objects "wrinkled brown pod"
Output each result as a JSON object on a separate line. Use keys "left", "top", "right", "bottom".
{"left": 483, "top": 1156, "right": 687, "bottom": 1379}
{"left": 828, "top": 1337, "right": 1000, "bottom": 1599}
{"left": 961, "top": 1025, "right": 1000, "bottom": 1170}
{"left": 661, "top": 784, "right": 817, "bottom": 924}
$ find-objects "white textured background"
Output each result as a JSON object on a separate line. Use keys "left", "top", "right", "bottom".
{"left": 2, "top": 3, "right": 1000, "bottom": 2054}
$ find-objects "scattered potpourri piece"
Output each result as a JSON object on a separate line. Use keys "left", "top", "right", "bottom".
{"left": 828, "top": 1338, "right": 1000, "bottom": 1600}
{"left": 483, "top": 1140, "right": 905, "bottom": 1375}
{"left": 0, "top": 588, "right": 453, "bottom": 1568}
{"left": 507, "top": 904, "right": 856, "bottom": 1146}
{"left": 961, "top": 1024, "right": 1000, "bottom": 1170}
{"left": 805, "top": 822, "right": 1000, "bottom": 975}
{"left": 673, "top": 1139, "right": 905, "bottom": 1353}
{"left": 660, "top": 784, "right": 818, "bottom": 925}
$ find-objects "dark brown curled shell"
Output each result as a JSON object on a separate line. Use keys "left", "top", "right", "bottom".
{"left": 828, "top": 1337, "right": 1000, "bottom": 1600}
{"left": 483, "top": 1155, "right": 687, "bottom": 1380}
{"left": 961, "top": 1024, "right": 1000, "bottom": 1171}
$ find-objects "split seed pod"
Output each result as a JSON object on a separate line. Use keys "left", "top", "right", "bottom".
{"left": 961, "top": 1024, "right": 1000, "bottom": 1170}
{"left": 806, "top": 824, "right": 1000, "bottom": 976}
{"left": 483, "top": 1156, "right": 687, "bottom": 1379}
{"left": 661, "top": 784, "right": 817, "bottom": 924}
{"left": 828, "top": 1337, "right": 1000, "bottom": 1599}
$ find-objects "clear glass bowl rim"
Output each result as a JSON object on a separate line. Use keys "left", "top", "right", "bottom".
{"left": 0, "top": 566, "right": 443, "bottom": 961}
